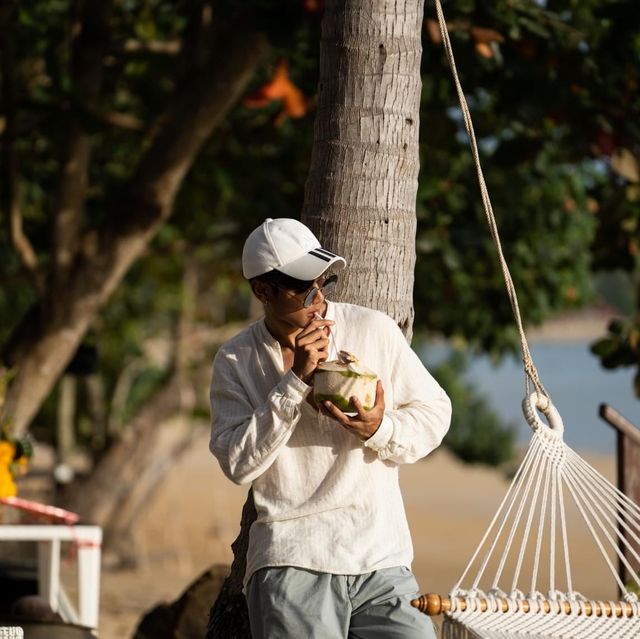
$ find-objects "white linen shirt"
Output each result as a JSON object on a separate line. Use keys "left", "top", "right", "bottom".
{"left": 209, "top": 301, "right": 451, "bottom": 587}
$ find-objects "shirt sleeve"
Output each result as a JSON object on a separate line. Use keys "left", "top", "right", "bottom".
{"left": 209, "top": 348, "right": 311, "bottom": 485}
{"left": 363, "top": 315, "right": 452, "bottom": 464}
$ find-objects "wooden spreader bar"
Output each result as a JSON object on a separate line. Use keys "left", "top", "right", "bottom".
{"left": 411, "top": 594, "right": 638, "bottom": 618}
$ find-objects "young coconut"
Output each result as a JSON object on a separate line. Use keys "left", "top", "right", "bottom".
{"left": 313, "top": 351, "right": 378, "bottom": 413}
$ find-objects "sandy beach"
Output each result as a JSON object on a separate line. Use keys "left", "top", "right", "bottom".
{"left": 89, "top": 425, "right": 618, "bottom": 638}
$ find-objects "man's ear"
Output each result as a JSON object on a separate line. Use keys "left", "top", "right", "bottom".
{"left": 250, "top": 280, "right": 273, "bottom": 305}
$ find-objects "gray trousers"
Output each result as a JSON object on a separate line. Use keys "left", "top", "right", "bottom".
{"left": 246, "top": 566, "right": 438, "bottom": 638}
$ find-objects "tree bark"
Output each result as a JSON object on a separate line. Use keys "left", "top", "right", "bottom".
{"left": 206, "top": 491, "right": 255, "bottom": 639}
{"left": 0, "top": 3, "right": 42, "bottom": 293}
{"left": 302, "top": 0, "right": 424, "bottom": 339}
{"left": 2, "top": 22, "right": 268, "bottom": 436}
{"left": 52, "top": 0, "right": 113, "bottom": 289}
{"left": 207, "top": 1, "right": 423, "bottom": 635}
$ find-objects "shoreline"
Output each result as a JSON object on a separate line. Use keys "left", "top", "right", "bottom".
{"left": 527, "top": 306, "right": 618, "bottom": 343}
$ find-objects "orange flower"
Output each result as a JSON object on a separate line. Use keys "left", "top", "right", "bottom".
{"left": 244, "top": 59, "right": 308, "bottom": 125}
{"left": 302, "top": 0, "right": 324, "bottom": 12}
{"left": 0, "top": 466, "right": 17, "bottom": 498}
{"left": 0, "top": 441, "right": 15, "bottom": 466}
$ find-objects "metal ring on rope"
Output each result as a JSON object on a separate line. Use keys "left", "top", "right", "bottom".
{"left": 522, "top": 393, "right": 564, "bottom": 435}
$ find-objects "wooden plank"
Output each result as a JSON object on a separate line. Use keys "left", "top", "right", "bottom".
{"left": 621, "top": 432, "right": 640, "bottom": 584}
{"left": 599, "top": 404, "right": 640, "bottom": 446}
{"left": 599, "top": 404, "right": 640, "bottom": 590}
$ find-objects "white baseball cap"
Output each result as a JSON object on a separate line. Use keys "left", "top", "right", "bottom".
{"left": 242, "top": 218, "right": 346, "bottom": 280}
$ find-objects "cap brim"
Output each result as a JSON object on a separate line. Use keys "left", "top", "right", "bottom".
{"left": 277, "top": 248, "right": 346, "bottom": 281}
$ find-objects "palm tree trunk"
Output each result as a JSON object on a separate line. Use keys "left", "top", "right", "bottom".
{"left": 303, "top": 0, "right": 424, "bottom": 339}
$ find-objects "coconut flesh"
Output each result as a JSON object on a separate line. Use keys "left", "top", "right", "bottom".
{"left": 313, "top": 351, "right": 378, "bottom": 412}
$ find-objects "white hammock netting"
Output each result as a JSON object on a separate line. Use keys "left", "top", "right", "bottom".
{"left": 442, "top": 605, "right": 640, "bottom": 639}
{"left": 437, "top": 398, "right": 640, "bottom": 638}
{"left": 412, "top": 2, "right": 640, "bottom": 637}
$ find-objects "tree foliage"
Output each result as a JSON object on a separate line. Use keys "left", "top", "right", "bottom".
{"left": 1, "top": 0, "right": 639, "bottom": 457}
{"left": 416, "top": 0, "right": 639, "bottom": 362}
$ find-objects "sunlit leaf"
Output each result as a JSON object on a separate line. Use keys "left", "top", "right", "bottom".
{"left": 611, "top": 148, "right": 640, "bottom": 183}
{"left": 470, "top": 26, "right": 505, "bottom": 44}
{"left": 426, "top": 19, "right": 442, "bottom": 43}
{"left": 475, "top": 42, "right": 494, "bottom": 59}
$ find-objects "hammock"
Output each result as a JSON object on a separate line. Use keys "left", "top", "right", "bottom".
{"left": 411, "top": 2, "right": 640, "bottom": 637}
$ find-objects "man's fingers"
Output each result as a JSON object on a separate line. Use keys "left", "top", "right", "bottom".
{"left": 322, "top": 400, "right": 349, "bottom": 425}
{"left": 297, "top": 327, "right": 330, "bottom": 345}
{"left": 300, "top": 319, "right": 334, "bottom": 337}
{"left": 350, "top": 395, "right": 366, "bottom": 418}
{"left": 302, "top": 325, "right": 332, "bottom": 342}
{"left": 374, "top": 380, "right": 384, "bottom": 408}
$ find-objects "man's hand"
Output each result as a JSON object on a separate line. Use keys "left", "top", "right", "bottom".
{"left": 322, "top": 380, "right": 385, "bottom": 441}
{"left": 292, "top": 318, "right": 334, "bottom": 384}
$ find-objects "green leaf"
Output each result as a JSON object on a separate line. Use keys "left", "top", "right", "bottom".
{"left": 591, "top": 337, "right": 619, "bottom": 359}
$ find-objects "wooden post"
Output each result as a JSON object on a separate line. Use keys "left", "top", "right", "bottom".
{"left": 57, "top": 375, "right": 77, "bottom": 478}
{"left": 599, "top": 404, "right": 640, "bottom": 593}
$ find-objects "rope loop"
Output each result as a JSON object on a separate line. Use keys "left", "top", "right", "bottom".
{"left": 548, "top": 589, "right": 566, "bottom": 603}
{"left": 472, "top": 588, "right": 488, "bottom": 601}
{"left": 510, "top": 588, "right": 526, "bottom": 600}
{"left": 523, "top": 393, "right": 564, "bottom": 435}
{"left": 506, "top": 597, "right": 518, "bottom": 613}
{"left": 527, "top": 590, "right": 546, "bottom": 604}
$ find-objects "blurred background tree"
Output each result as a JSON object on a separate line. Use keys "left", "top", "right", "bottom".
{"left": 0, "top": 0, "right": 638, "bottom": 557}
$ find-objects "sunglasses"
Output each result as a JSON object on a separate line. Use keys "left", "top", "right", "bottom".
{"left": 276, "top": 273, "right": 339, "bottom": 308}
{"left": 302, "top": 273, "right": 338, "bottom": 307}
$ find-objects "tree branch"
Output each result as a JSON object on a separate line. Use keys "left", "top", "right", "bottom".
{"left": 101, "top": 110, "right": 144, "bottom": 130}
{"left": 0, "top": 3, "right": 43, "bottom": 295}
{"left": 109, "top": 20, "right": 268, "bottom": 235}
{"left": 52, "top": 0, "right": 113, "bottom": 289}
{"left": 2, "top": 20, "right": 269, "bottom": 436}
{"left": 121, "top": 38, "right": 182, "bottom": 55}
{"left": 9, "top": 189, "right": 42, "bottom": 292}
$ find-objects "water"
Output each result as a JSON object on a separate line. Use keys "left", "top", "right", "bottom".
{"left": 420, "top": 340, "right": 639, "bottom": 456}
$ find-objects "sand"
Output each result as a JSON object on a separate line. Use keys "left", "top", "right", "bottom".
{"left": 93, "top": 426, "right": 618, "bottom": 639}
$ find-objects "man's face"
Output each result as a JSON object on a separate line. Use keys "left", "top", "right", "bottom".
{"left": 259, "top": 272, "right": 335, "bottom": 329}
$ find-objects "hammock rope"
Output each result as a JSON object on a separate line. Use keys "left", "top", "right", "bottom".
{"left": 432, "top": 0, "right": 549, "bottom": 410}
{"left": 411, "top": 2, "right": 640, "bottom": 636}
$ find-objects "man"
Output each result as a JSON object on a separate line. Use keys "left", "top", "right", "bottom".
{"left": 209, "top": 218, "right": 451, "bottom": 638}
